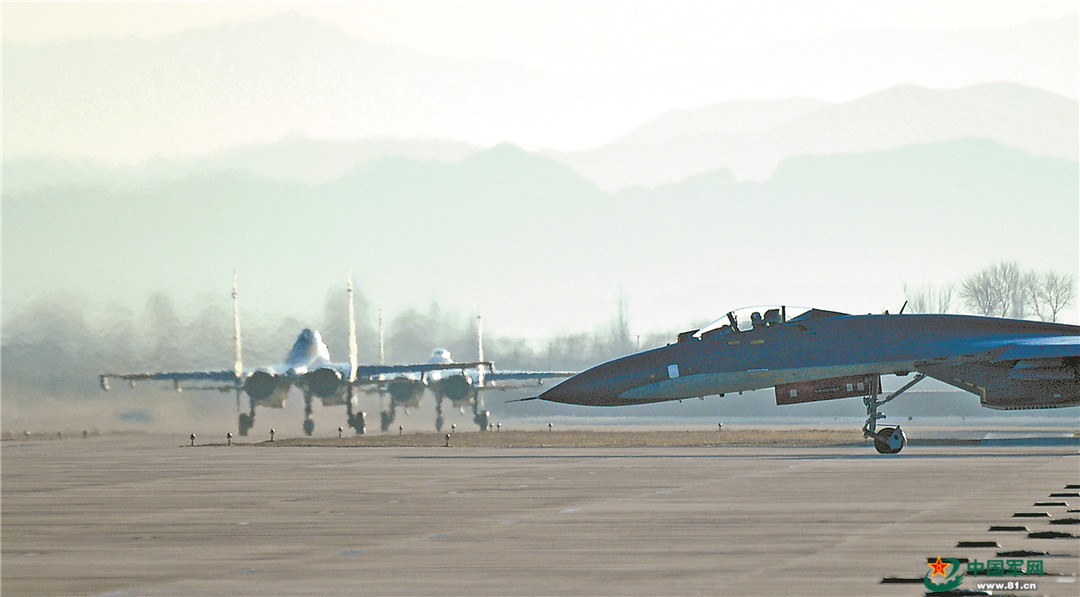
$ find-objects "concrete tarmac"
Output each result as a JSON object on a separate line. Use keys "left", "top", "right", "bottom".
{"left": 3, "top": 433, "right": 1078, "bottom": 596}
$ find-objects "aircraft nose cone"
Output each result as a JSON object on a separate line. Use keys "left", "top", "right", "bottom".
{"left": 539, "top": 357, "right": 648, "bottom": 406}
{"left": 537, "top": 376, "right": 589, "bottom": 405}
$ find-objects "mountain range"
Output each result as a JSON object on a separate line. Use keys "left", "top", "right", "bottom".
{"left": 4, "top": 11, "right": 1077, "bottom": 335}
{"left": 5, "top": 136, "right": 1077, "bottom": 337}
{"left": 4, "top": 12, "right": 1076, "bottom": 163}
{"left": 7, "top": 82, "right": 1075, "bottom": 195}
{"left": 548, "top": 83, "right": 1078, "bottom": 190}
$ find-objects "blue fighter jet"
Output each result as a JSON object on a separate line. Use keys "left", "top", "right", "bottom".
{"left": 536, "top": 306, "right": 1080, "bottom": 453}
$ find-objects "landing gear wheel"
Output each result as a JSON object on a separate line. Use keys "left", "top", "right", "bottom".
{"left": 861, "top": 375, "right": 925, "bottom": 454}
{"left": 238, "top": 413, "right": 254, "bottom": 437}
{"left": 303, "top": 418, "right": 315, "bottom": 437}
{"left": 874, "top": 426, "right": 906, "bottom": 454}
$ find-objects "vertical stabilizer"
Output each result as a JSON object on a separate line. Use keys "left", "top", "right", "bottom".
{"left": 378, "top": 308, "right": 385, "bottom": 365}
{"left": 347, "top": 273, "right": 359, "bottom": 383}
{"left": 476, "top": 313, "right": 486, "bottom": 387}
{"left": 232, "top": 272, "right": 243, "bottom": 383}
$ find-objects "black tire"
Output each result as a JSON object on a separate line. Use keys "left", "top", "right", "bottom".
{"left": 874, "top": 426, "right": 905, "bottom": 454}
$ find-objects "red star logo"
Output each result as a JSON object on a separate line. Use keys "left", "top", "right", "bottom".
{"left": 928, "top": 557, "right": 949, "bottom": 577}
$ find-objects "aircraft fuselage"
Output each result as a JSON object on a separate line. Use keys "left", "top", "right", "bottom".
{"left": 539, "top": 311, "right": 1080, "bottom": 411}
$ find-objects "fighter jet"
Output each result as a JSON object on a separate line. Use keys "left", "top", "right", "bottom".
{"left": 99, "top": 274, "right": 492, "bottom": 437}
{"left": 375, "top": 315, "right": 575, "bottom": 431}
{"left": 535, "top": 305, "right": 1080, "bottom": 453}
{"left": 426, "top": 316, "right": 575, "bottom": 431}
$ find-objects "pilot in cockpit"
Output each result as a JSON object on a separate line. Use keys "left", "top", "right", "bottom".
{"left": 751, "top": 311, "right": 764, "bottom": 330}
{"left": 763, "top": 308, "right": 782, "bottom": 326}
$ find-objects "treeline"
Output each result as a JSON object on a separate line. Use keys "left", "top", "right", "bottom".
{"left": 904, "top": 261, "right": 1075, "bottom": 321}
{"left": 0, "top": 290, "right": 655, "bottom": 402}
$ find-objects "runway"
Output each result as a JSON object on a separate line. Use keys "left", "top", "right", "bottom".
{"left": 3, "top": 432, "right": 1078, "bottom": 596}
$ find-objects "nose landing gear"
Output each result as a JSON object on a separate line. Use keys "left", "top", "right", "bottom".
{"left": 862, "top": 374, "right": 925, "bottom": 454}
{"left": 303, "top": 391, "right": 315, "bottom": 436}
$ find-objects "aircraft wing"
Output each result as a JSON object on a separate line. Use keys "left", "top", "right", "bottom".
{"left": 988, "top": 335, "right": 1080, "bottom": 361}
{"left": 908, "top": 333, "right": 1080, "bottom": 370}
{"left": 484, "top": 370, "right": 576, "bottom": 382}
{"left": 102, "top": 361, "right": 498, "bottom": 389}
{"left": 99, "top": 370, "right": 238, "bottom": 391}
{"left": 913, "top": 333, "right": 1080, "bottom": 409}
{"left": 479, "top": 369, "right": 577, "bottom": 391}
{"left": 353, "top": 361, "right": 494, "bottom": 381}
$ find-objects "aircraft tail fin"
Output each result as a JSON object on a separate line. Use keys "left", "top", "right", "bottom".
{"left": 476, "top": 313, "right": 486, "bottom": 387}
{"left": 378, "top": 308, "right": 385, "bottom": 365}
{"left": 232, "top": 272, "right": 243, "bottom": 383}
{"left": 347, "top": 273, "right": 359, "bottom": 384}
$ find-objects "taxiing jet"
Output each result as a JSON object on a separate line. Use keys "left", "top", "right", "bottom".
{"left": 375, "top": 315, "right": 575, "bottom": 432}
{"left": 535, "top": 305, "right": 1079, "bottom": 453}
{"left": 99, "top": 275, "right": 493, "bottom": 436}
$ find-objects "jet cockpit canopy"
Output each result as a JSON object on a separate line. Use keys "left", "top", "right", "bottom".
{"left": 694, "top": 305, "right": 814, "bottom": 338}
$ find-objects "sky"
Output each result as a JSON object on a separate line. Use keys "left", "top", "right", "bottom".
{"left": 4, "top": 1, "right": 1077, "bottom": 156}
{"left": 6, "top": 2, "right": 1074, "bottom": 60}
{"left": 3, "top": 1, "right": 1078, "bottom": 339}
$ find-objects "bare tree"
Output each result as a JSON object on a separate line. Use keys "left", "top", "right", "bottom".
{"left": 960, "top": 268, "right": 997, "bottom": 316}
{"left": 936, "top": 283, "right": 955, "bottom": 314}
{"left": 1026, "top": 270, "right": 1076, "bottom": 322}
{"left": 904, "top": 283, "right": 932, "bottom": 314}
{"left": 960, "top": 261, "right": 1027, "bottom": 318}
{"left": 903, "top": 283, "right": 954, "bottom": 314}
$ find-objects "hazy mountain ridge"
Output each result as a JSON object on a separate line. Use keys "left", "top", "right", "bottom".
{"left": 1, "top": 12, "right": 586, "bottom": 163}
{"left": 7, "top": 82, "right": 1074, "bottom": 201}
{"left": 5, "top": 137, "right": 1076, "bottom": 335}
{"left": 727, "top": 16, "right": 1077, "bottom": 101}
{"left": 160, "top": 137, "right": 482, "bottom": 185}
{"left": 0, "top": 138, "right": 484, "bottom": 195}
{"left": 595, "top": 98, "right": 831, "bottom": 145}
{"left": 550, "top": 83, "right": 1079, "bottom": 190}
{"left": 4, "top": 12, "right": 1075, "bottom": 166}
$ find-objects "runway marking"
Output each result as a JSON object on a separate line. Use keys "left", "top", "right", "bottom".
{"left": 1028, "top": 530, "right": 1078, "bottom": 539}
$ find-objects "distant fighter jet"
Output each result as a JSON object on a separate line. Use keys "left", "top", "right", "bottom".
{"left": 374, "top": 315, "right": 575, "bottom": 432}
{"left": 99, "top": 274, "right": 493, "bottom": 437}
{"left": 535, "top": 305, "right": 1080, "bottom": 453}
